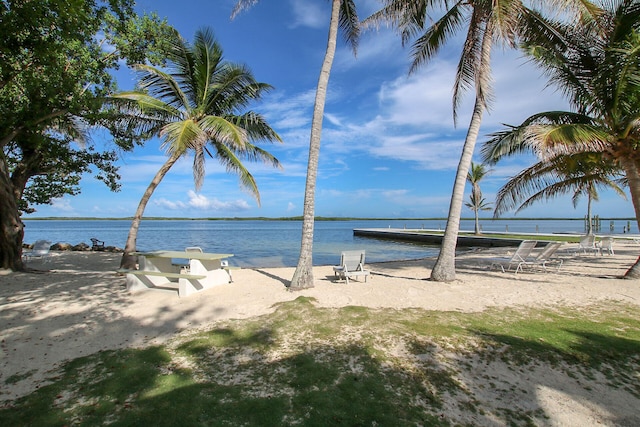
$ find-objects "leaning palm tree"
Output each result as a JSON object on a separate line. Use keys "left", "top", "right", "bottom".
{"left": 485, "top": 152, "right": 625, "bottom": 234}
{"left": 365, "top": 0, "right": 598, "bottom": 282}
{"left": 232, "top": 0, "right": 359, "bottom": 290}
{"left": 481, "top": 0, "right": 640, "bottom": 276}
{"left": 465, "top": 162, "right": 492, "bottom": 234}
{"left": 114, "top": 28, "right": 282, "bottom": 269}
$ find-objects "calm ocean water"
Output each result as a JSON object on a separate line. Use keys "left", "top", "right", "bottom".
{"left": 22, "top": 218, "right": 625, "bottom": 268}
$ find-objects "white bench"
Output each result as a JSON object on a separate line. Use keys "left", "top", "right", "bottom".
{"left": 118, "top": 269, "right": 212, "bottom": 297}
{"left": 117, "top": 269, "right": 206, "bottom": 280}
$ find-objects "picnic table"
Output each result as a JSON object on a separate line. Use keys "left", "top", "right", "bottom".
{"left": 120, "top": 250, "right": 234, "bottom": 297}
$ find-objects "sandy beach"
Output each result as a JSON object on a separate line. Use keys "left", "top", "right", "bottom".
{"left": 1, "top": 242, "right": 639, "bottom": 424}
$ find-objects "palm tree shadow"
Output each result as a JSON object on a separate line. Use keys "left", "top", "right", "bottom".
{"left": 255, "top": 269, "right": 290, "bottom": 287}
{"left": 465, "top": 328, "right": 640, "bottom": 425}
{"left": 371, "top": 271, "right": 429, "bottom": 281}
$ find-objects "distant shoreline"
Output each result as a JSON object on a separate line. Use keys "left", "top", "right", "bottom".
{"left": 21, "top": 216, "right": 637, "bottom": 221}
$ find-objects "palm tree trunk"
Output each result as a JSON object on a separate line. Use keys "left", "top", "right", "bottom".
{"left": 430, "top": 26, "right": 493, "bottom": 282}
{"left": 619, "top": 158, "right": 640, "bottom": 279}
{"left": 586, "top": 192, "right": 593, "bottom": 235}
{"left": 289, "top": 0, "right": 340, "bottom": 290}
{"left": 430, "top": 95, "right": 485, "bottom": 281}
{"left": 474, "top": 209, "right": 480, "bottom": 235}
{"left": 119, "top": 152, "right": 181, "bottom": 270}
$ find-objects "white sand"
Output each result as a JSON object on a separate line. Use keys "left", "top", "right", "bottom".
{"left": 1, "top": 242, "right": 639, "bottom": 425}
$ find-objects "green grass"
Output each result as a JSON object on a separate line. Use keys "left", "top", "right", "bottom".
{"left": 2, "top": 298, "right": 639, "bottom": 426}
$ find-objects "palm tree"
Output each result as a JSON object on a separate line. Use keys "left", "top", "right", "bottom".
{"left": 483, "top": 151, "right": 625, "bottom": 235}
{"left": 480, "top": 0, "right": 640, "bottom": 276}
{"left": 365, "top": 0, "right": 598, "bottom": 282}
{"left": 113, "top": 28, "right": 282, "bottom": 269}
{"left": 465, "top": 162, "right": 492, "bottom": 234}
{"left": 232, "top": 0, "right": 359, "bottom": 290}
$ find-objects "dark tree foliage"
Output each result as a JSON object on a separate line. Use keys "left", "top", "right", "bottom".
{"left": 0, "top": 0, "right": 176, "bottom": 270}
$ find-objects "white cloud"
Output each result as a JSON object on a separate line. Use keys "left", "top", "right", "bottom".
{"left": 334, "top": 26, "right": 408, "bottom": 72}
{"left": 154, "top": 191, "right": 251, "bottom": 212}
{"left": 50, "top": 197, "right": 75, "bottom": 213}
{"left": 378, "top": 60, "right": 458, "bottom": 128}
{"left": 288, "top": 0, "right": 327, "bottom": 29}
{"left": 324, "top": 112, "right": 342, "bottom": 126}
{"left": 154, "top": 199, "right": 185, "bottom": 210}
{"left": 381, "top": 189, "right": 409, "bottom": 198}
{"left": 369, "top": 134, "right": 464, "bottom": 171}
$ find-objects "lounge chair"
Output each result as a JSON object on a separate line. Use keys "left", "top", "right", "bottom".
{"left": 522, "top": 241, "right": 564, "bottom": 272}
{"left": 490, "top": 240, "right": 537, "bottom": 274}
{"left": 575, "top": 235, "right": 598, "bottom": 255}
{"left": 90, "top": 238, "right": 105, "bottom": 250}
{"left": 22, "top": 240, "right": 52, "bottom": 263}
{"left": 597, "top": 236, "right": 615, "bottom": 255}
{"left": 333, "top": 250, "right": 370, "bottom": 284}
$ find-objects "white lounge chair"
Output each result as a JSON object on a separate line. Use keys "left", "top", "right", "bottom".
{"left": 333, "top": 250, "right": 370, "bottom": 284}
{"left": 575, "top": 235, "right": 598, "bottom": 255}
{"left": 490, "top": 240, "right": 538, "bottom": 274}
{"left": 522, "top": 241, "right": 564, "bottom": 272}
{"left": 22, "top": 240, "right": 52, "bottom": 263}
{"left": 597, "top": 236, "right": 615, "bottom": 255}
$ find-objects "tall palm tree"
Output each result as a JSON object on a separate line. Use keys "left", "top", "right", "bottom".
{"left": 480, "top": 0, "right": 640, "bottom": 276}
{"left": 483, "top": 151, "right": 625, "bottom": 235}
{"left": 233, "top": 0, "right": 359, "bottom": 290}
{"left": 465, "top": 162, "right": 492, "bottom": 234}
{"left": 365, "top": 0, "right": 598, "bottom": 282}
{"left": 114, "top": 28, "right": 282, "bottom": 269}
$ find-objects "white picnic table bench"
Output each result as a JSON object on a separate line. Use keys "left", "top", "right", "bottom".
{"left": 119, "top": 250, "right": 234, "bottom": 297}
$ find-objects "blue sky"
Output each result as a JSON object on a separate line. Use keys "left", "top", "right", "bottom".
{"left": 27, "top": 0, "right": 635, "bottom": 219}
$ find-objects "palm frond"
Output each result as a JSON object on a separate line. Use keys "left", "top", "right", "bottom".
{"left": 159, "top": 119, "right": 205, "bottom": 154}
{"left": 192, "top": 28, "right": 223, "bottom": 108}
{"left": 493, "top": 152, "right": 624, "bottom": 216}
{"left": 132, "top": 63, "right": 191, "bottom": 112}
{"left": 112, "top": 91, "right": 182, "bottom": 118}
{"left": 231, "top": 0, "right": 260, "bottom": 19}
{"left": 229, "top": 111, "right": 282, "bottom": 144}
{"left": 199, "top": 115, "right": 248, "bottom": 148}
{"left": 482, "top": 111, "right": 610, "bottom": 163}
{"left": 491, "top": 0, "right": 523, "bottom": 46}
{"left": 409, "top": 2, "right": 467, "bottom": 74}
{"left": 210, "top": 141, "right": 261, "bottom": 204}
{"left": 340, "top": 0, "right": 360, "bottom": 55}
{"left": 452, "top": 10, "right": 490, "bottom": 121}
{"left": 362, "top": 0, "right": 431, "bottom": 44}
{"left": 526, "top": 123, "right": 611, "bottom": 157}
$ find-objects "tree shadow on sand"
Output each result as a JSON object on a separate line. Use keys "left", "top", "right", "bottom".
{"left": 0, "top": 252, "right": 248, "bottom": 402}
{"left": 254, "top": 269, "right": 291, "bottom": 287}
{"left": 2, "top": 293, "right": 639, "bottom": 426}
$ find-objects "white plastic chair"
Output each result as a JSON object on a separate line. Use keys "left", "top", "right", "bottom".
{"left": 575, "top": 235, "right": 598, "bottom": 255}
{"left": 22, "top": 240, "right": 52, "bottom": 263}
{"left": 597, "top": 237, "right": 614, "bottom": 255}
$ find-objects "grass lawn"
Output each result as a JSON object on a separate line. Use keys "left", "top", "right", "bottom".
{"left": 2, "top": 297, "right": 639, "bottom": 426}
